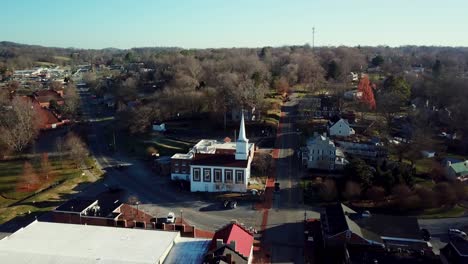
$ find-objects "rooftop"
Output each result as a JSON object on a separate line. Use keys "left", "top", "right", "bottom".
{"left": 163, "top": 237, "right": 211, "bottom": 264}
{"left": 192, "top": 153, "right": 249, "bottom": 168}
{"left": 0, "top": 221, "right": 179, "bottom": 264}
{"left": 325, "top": 203, "right": 422, "bottom": 244}
{"left": 33, "top": 89, "right": 63, "bottom": 103}
{"left": 449, "top": 160, "right": 468, "bottom": 175}
{"left": 209, "top": 223, "right": 254, "bottom": 259}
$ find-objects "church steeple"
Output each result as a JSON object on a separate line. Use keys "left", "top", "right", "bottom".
{"left": 238, "top": 111, "right": 248, "bottom": 142}
{"left": 235, "top": 111, "right": 249, "bottom": 160}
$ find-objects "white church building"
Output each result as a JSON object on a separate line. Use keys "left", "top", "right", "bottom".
{"left": 170, "top": 113, "right": 255, "bottom": 192}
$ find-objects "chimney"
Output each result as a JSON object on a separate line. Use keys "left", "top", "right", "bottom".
{"left": 446, "top": 160, "right": 452, "bottom": 167}
{"left": 229, "top": 240, "right": 236, "bottom": 251}
{"left": 216, "top": 239, "right": 224, "bottom": 248}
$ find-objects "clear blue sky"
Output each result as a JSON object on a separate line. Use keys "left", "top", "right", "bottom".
{"left": 1, "top": 0, "right": 467, "bottom": 49}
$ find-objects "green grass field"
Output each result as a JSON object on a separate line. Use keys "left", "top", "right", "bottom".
{"left": 0, "top": 156, "right": 100, "bottom": 224}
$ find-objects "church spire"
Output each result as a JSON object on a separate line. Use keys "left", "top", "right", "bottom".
{"left": 238, "top": 110, "right": 248, "bottom": 142}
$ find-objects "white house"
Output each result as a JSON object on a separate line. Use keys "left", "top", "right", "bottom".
{"left": 302, "top": 133, "right": 347, "bottom": 170}
{"left": 329, "top": 119, "right": 355, "bottom": 137}
{"left": 445, "top": 160, "right": 468, "bottom": 181}
{"left": 171, "top": 113, "right": 255, "bottom": 192}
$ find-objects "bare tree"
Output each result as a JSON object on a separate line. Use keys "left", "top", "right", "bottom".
{"left": 366, "top": 186, "right": 386, "bottom": 202}
{"left": 343, "top": 181, "right": 362, "bottom": 201}
{"left": 64, "top": 133, "right": 88, "bottom": 168}
{"left": 17, "top": 161, "right": 40, "bottom": 192}
{"left": 0, "top": 97, "right": 42, "bottom": 152}
{"left": 62, "top": 83, "right": 80, "bottom": 117}
{"left": 318, "top": 179, "right": 337, "bottom": 202}
{"left": 252, "top": 152, "right": 273, "bottom": 176}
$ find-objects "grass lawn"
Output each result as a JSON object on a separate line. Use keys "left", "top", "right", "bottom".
{"left": 414, "top": 158, "right": 434, "bottom": 175}
{"left": 0, "top": 156, "right": 103, "bottom": 224}
{"left": 413, "top": 177, "right": 435, "bottom": 189}
{"left": 418, "top": 205, "right": 466, "bottom": 219}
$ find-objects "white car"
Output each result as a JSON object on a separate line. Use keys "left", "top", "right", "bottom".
{"left": 166, "top": 212, "right": 175, "bottom": 223}
{"left": 448, "top": 229, "right": 467, "bottom": 239}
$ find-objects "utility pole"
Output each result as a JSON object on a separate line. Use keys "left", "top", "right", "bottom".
{"left": 312, "top": 26, "right": 315, "bottom": 50}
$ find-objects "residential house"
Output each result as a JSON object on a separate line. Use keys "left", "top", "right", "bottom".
{"left": 329, "top": 118, "right": 355, "bottom": 137}
{"left": 321, "top": 203, "right": 432, "bottom": 252}
{"left": 301, "top": 133, "right": 347, "bottom": 170}
{"left": 440, "top": 237, "right": 468, "bottom": 264}
{"left": 335, "top": 136, "right": 387, "bottom": 160}
{"left": 19, "top": 96, "right": 68, "bottom": 130}
{"left": 204, "top": 222, "right": 254, "bottom": 264}
{"left": 299, "top": 95, "right": 340, "bottom": 119}
{"left": 171, "top": 113, "right": 255, "bottom": 192}
{"left": 33, "top": 89, "right": 64, "bottom": 108}
{"left": 445, "top": 160, "right": 468, "bottom": 181}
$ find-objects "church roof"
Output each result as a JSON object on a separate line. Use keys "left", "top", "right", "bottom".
{"left": 192, "top": 154, "right": 248, "bottom": 168}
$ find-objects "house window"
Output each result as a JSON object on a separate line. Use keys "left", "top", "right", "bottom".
{"left": 203, "top": 169, "right": 211, "bottom": 182}
{"left": 225, "top": 170, "right": 233, "bottom": 183}
{"left": 214, "top": 169, "right": 222, "bottom": 182}
{"left": 181, "top": 162, "right": 186, "bottom": 167}
{"left": 174, "top": 168, "right": 179, "bottom": 173}
{"left": 193, "top": 168, "right": 201, "bottom": 181}
{"left": 235, "top": 170, "right": 244, "bottom": 184}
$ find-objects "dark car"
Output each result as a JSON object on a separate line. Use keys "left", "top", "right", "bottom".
{"left": 223, "top": 200, "right": 237, "bottom": 209}
{"left": 421, "top": 229, "right": 431, "bottom": 241}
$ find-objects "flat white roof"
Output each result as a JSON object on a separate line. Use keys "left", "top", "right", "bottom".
{"left": 164, "top": 237, "right": 211, "bottom": 264}
{"left": 0, "top": 221, "right": 179, "bottom": 264}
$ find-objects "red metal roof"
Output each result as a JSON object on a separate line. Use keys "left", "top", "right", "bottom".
{"left": 209, "top": 223, "right": 253, "bottom": 259}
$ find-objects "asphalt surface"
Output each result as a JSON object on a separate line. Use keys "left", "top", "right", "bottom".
{"left": 77, "top": 91, "right": 263, "bottom": 232}
{"left": 262, "top": 97, "right": 321, "bottom": 264}
{"left": 418, "top": 216, "right": 468, "bottom": 254}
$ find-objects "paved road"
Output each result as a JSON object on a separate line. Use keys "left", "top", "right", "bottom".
{"left": 262, "top": 96, "right": 321, "bottom": 263}
{"left": 418, "top": 216, "right": 468, "bottom": 254}
{"left": 77, "top": 91, "right": 263, "bottom": 232}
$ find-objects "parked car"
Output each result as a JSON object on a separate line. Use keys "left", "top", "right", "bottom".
{"left": 448, "top": 228, "right": 467, "bottom": 239}
{"left": 166, "top": 212, "right": 175, "bottom": 223}
{"left": 223, "top": 200, "right": 237, "bottom": 209}
{"left": 421, "top": 229, "right": 431, "bottom": 241}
